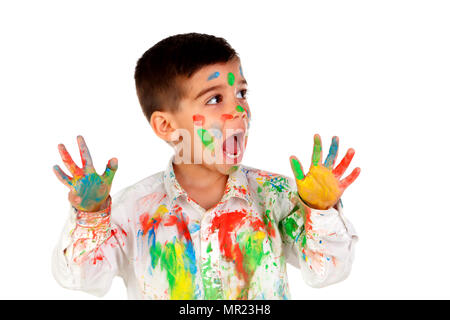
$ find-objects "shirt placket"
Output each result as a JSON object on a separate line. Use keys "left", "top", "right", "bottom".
{"left": 199, "top": 205, "right": 225, "bottom": 300}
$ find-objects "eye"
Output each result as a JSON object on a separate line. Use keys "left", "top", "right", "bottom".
{"left": 206, "top": 94, "right": 223, "bottom": 105}
{"left": 237, "top": 89, "right": 248, "bottom": 99}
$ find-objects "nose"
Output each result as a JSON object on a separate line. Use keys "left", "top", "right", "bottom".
{"left": 221, "top": 105, "right": 247, "bottom": 123}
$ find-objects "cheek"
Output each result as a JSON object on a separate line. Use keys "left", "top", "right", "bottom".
{"left": 221, "top": 114, "right": 233, "bottom": 122}
{"left": 192, "top": 114, "right": 205, "bottom": 126}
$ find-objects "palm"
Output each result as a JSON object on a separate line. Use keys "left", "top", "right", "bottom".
{"left": 290, "top": 134, "right": 360, "bottom": 210}
{"left": 53, "top": 135, "right": 118, "bottom": 212}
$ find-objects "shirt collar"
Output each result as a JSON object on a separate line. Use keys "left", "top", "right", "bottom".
{"left": 163, "top": 157, "right": 250, "bottom": 204}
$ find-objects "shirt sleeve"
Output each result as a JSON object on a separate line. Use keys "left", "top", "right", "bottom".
{"left": 51, "top": 192, "right": 131, "bottom": 297}
{"left": 276, "top": 177, "right": 358, "bottom": 288}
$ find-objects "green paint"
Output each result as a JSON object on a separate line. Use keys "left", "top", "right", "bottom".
{"left": 206, "top": 242, "right": 212, "bottom": 253}
{"left": 227, "top": 72, "right": 235, "bottom": 86}
{"left": 150, "top": 241, "right": 162, "bottom": 268}
{"left": 236, "top": 105, "right": 244, "bottom": 112}
{"left": 197, "top": 128, "right": 215, "bottom": 150}
{"left": 201, "top": 254, "right": 224, "bottom": 300}
{"left": 291, "top": 158, "right": 304, "bottom": 180}
{"left": 312, "top": 135, "right": 322, "bottom": 166}
{"left": 281, "top": 215, "right": 299, "bottom": 240}
{"left": 257, "top": 186, "right": 262, "bottom": 193}
{"left": 229, "top": 165, "right": 239, "bottom": 174}
{"left": 159, "top": 242, "right": 177, "bottom": 293}
{"left": 237, "top": 231, "right": 268, "bottom": 281}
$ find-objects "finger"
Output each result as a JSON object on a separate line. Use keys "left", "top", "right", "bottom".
{"left": 58, "top": 143, "right": 84, "bottom": 176}
{"left": 340, "top": 167, "right": 361, "bottom": 190}
{"left": 324, "top": 136, "right": 339, "bottom": 169}
{"left": 102, "top": 157, "right": 118, "bottom": 184}
{"left": 333, "top": 148, "right": 355, "bottom": 178}
{"left": 312, "top": 134, "right": 322, "bottom": 167}
{"left": 53, "top": 165, "right": 73, "bottom": 189}
{"left": 77, "top": 135, "right": 94, "bottom": 171}
{"left": 289, "top": 156, "right": 305, "bottom": 181}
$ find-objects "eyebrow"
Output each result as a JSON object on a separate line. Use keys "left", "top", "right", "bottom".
{"left": 194, "top": 79, "right": 248, "bottom": 100}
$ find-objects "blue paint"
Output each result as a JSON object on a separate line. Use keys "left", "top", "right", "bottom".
{"left": 189, "top": 223, "right": 201, "bottom": 234}
{"left": 207, "top": 71, "right": 220, "bottom": 81}
{"left": 183, "top": 240, "right": 197, "bottom": 274}
{"left": 324, "top": 137, "right": 338, "bottom": 168}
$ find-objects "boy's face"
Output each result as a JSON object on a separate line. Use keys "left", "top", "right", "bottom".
{"left": 170, "top": 57, "right": 250, "bottom": 175}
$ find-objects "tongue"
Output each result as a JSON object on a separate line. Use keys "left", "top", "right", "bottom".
{"left": 224, "top": 135, "right": 239, "bottom": 155}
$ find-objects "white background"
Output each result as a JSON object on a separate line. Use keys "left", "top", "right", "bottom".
{"left": 1, "top": 0, "right": 449, "bottom": 299}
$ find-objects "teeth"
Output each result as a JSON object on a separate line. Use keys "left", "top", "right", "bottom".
{"left": 225, "top": 148, "right": 241, "bottom": 159}
{"left": 223, "top": 131, "right": 244, "bottom": 159}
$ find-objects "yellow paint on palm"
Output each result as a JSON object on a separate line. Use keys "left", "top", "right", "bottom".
{"left": 296, "top": 165, "right": 341, "bottom": 209}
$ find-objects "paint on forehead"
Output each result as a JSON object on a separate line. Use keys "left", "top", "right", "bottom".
{"left": 227, "top": 72, "right": 235, "bottom": 86}
{"left": 207, "top": 71, "right": 220, "bottom": 81}
{"left": 192, "top": 114, "right": 205, "bottom": 126}
{"left": 221, "top": 114, "right": 233, "bottom": 122}
{"left": 239, "top": 66, "right": 244, "bottom": 77}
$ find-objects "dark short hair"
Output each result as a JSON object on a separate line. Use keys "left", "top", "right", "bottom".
{"left": 134, "top": 33, "right": 238, "bottom": 121}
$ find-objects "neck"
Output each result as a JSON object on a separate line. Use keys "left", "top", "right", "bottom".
{"left": 173, "top": 162, "right": 228, "bottom": 192}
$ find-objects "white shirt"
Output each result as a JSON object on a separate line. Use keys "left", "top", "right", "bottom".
{"left": 52, "top": 158, "right": 358, "bottom": 299}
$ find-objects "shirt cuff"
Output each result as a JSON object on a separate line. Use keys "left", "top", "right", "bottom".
{"left": 74, "top": 196, "right": 111, "bottom": 228}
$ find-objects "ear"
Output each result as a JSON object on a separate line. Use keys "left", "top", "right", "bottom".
{"left": 150, "top": 111, "right": 179, "bottom": 143}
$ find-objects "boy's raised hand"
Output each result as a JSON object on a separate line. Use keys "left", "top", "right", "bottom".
{"left": 53, "top": 135, "right": 118, "bottom": 212}
{"left": 289, "top": 134, "right": 360, "bottom": 210}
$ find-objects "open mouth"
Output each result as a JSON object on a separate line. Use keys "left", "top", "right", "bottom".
{"left": 222, "top": 131, "right": 244, "bottom": 161}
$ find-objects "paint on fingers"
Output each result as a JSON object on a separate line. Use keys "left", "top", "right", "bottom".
{"left": 291, "top": 158, "right": 305, "bottom": 180}
{"left": 333, "top": 149, "right": 355, "bottom": 178}
{"left": 312, "top": 135, "right": 322, "bottom": 166}
{"left": 324, "top": 136, "right": 338, "bottom": 169}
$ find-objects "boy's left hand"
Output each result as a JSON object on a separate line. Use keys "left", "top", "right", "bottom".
{"left": 289, "top": 134, "right": 361, "bottom": 210}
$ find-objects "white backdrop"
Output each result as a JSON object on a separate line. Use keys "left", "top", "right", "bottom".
{"left": 1, "top": 0, "right": 449, "bottom": 299}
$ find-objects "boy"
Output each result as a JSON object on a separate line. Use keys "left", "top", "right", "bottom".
{"left": 52, "top": 33, "right": 360, "bottom": 300}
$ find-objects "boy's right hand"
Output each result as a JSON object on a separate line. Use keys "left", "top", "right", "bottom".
{"left": 53, "top": 135, "right": 118, "bottom": 212}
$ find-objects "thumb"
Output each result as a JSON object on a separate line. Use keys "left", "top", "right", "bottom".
{"left": 289, "top": 155, "right": 305, "bottom": 181}
{"left": 102, "top": 157, "right": 118, "bottom": 183}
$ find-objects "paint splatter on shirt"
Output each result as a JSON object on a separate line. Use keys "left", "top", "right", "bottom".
{"left": 52, "top": 158, "right": 358, "bottom": 299}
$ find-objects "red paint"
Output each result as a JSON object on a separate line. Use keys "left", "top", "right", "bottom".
{"left": 233, "top": 185, "right": 247, "bottom": 195}
{"left": 221, "top": 114, "right": 233, "bottom": 122}
{"left": 333, "top": 148, "right": 355, "bottom": 177}
{"left": 165, "top": 213, "right": 192, "bottom": 242}
{"left": 210, "top": 210, "right": 265, "bottom": 282}
{"left": 340, "top": 167, "right": 361, "bottom": 189}
{"left": 193, "top": 114, "right": 205, "bottom": 125}
{"left": 140, "top": 212, "right": 163, "bottom": 235}
{"left": 59, "top": 145, "right": 84, "bottom": 176}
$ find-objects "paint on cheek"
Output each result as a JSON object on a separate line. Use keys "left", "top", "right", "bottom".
{"left": 210, "top": 123, "right": 223, "bottom": 139}
{"left": 236, "top": 105, "right": 244, "bottom": 113}
{"left": 207, "top": 71, "right": 220, "bottom": 81}
{"left": 227, "top": 72, "right": 235, "bottom": 86}
{"left": 197, "top": 128, "right": 215, "bottom": 150}
{"left": 221, "top": 114, "right": 233, "bottom": 122}
{"left": 192, "top": 114, "right": 205, "bottom": 126}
